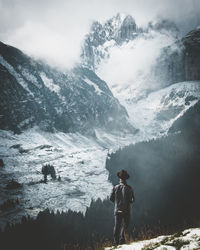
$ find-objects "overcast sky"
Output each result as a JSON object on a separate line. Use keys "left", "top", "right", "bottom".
{"left": 0, "top": 0, "right": 200, "bottom": 68}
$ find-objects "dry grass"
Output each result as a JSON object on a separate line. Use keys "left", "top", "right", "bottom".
{"left": 60, "top": 220, "right": 200, "bottom": 250}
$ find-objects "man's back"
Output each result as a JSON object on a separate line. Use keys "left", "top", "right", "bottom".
{"left": 110, "top": 181, "right": 134, "bottom": 214}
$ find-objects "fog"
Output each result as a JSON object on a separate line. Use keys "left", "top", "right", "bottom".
{"left": 106, "top": 101, "right": 200, "bottom": 227}
{"left": 97, "top": 29, "right": 177, "bottom": 99}
{"left": 0, "top": 0, "right": 200, "bottom": 69}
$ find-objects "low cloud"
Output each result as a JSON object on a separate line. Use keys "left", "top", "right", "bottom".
{"left": 0, "top": 0, "right": 200, "bottom": 69}
{"left": 97, "top": 30, "right": 176, "bottom": 99}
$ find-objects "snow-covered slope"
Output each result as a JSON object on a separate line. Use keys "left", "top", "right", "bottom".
{"left": 0, "top": 127, "right": 139, "bottom": 227}
{"left": 105, "top": 228, "right": 200, "bottom": 250}
{"left": 124, "top": 81, "right": 200, "bottom": 140}
{"left": 0, "top": 41, "right": 134, "bottom": 134}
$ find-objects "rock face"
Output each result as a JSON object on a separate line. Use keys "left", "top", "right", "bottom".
{"left": 154, "top": 27, "right": 200, "bottom": 87}
{"left": 0, "top": 41, "right": 134, "bottom": 134}
{"left": 81, "top": 13, "right": 137, "bottom": 70}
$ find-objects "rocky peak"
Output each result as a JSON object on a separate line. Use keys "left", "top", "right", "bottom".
{"left": 183, "top": 26, "right": 200, "bottom": 49}
{"left": 81, "top": 13, "right": 138, "bottom": 70}
{"left": 118, "top": 15, "right": 137, "bottom": 42}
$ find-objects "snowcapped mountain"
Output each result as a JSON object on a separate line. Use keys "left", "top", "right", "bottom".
{"left": 0, "top": 38, "right": 135, "bottom": 226}
{"left": 124, "top": 81, "right": 200, "bottom": 140}
{"left": 81, "top": 13, "right": 137, "bottom": 70}
{"left": 0, "top": 41, "right": 135, "bottom": 135}
{"left": 81, "top": 14, "right": 200, "bottom": 106}
{"left": 81, "top": 13, "right": 179, "bottom": 74}
{"left": 81, "top": 14, "right": 181, "bottom": 104}
{"left": 1, "top": 12, "right": 200, "bottom": 227}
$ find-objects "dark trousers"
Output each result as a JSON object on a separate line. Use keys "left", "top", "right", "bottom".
{"left": 113, "top": 212, "right": 130, "bottom": 244}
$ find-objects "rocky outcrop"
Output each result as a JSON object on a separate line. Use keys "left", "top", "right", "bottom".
{"left": 81, "top": 13, "right": 137, "bottom": 70}
{"left": 117, "top": 15, "right": 137, "bottom": 42}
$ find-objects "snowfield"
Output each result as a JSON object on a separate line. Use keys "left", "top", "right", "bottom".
{"left": 123, "top": 81, "right": 200, "bottom": 139}
{"left": 0, "top": 127, "right": 137, "bottom": 227}
{"left": 105, "top": 228, "right": 200, "bottom": 250}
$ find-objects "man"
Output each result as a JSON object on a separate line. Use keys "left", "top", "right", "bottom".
{"left": 110, "top": 169, "right": 135, "bottom": 245}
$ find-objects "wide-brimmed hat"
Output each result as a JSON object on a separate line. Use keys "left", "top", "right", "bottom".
{"left": 117, "top": 169, "right": 130, "bottom": 180}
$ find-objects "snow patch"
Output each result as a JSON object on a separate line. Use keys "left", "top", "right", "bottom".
{"left": 0, "top": 55, "right": 32, "bottom": 94}
{"left": 40, "top": 72, "right": 60, "bottom": 93}
{"left": 18, "top": 116, "right": 35, "bottom": 129}
{"left": 84, "top": 77, "right": 103, "bottom": 95}
{"left": 19, "top": 66, "right": 41, "bottom": 88}
{"left": 105, "top": 228, "right": 200, "bottom": 250}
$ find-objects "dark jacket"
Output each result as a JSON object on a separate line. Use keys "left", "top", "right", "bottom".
{"left": 110, "top": 180, "right": 135, "bottom": 214}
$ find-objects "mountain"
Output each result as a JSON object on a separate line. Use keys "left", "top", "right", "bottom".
{"left": 0, "top": 41, "right": 135, "bottom": 135}
{"left": 81, "top": 13, "right": 180, "bottom": 73}
{"left": 0, "top": 38, "right": 139, "bottom": 225}
{"left": 81, "top": 13, "right": 181, "bottom": 105}
{"left": 82, "top": 14, "right": 200, "bottom": 106}
{"left": 124, "top": 81, "right": 200, "bottom": 139}
{"left": 1, "top": 13, "right": 200, "bottom": 230}
{"left": 81, "top": 13, "right": 137, "bottom": 70}
{"left": 154, "top": 26, "right": 200, "bottom": 88}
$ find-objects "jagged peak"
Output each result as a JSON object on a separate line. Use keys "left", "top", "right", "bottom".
{"left": 85, "top": 12, "right": 137, "bottom": 44}
{"left": 122, "top": 14, "right": 136, "bottom": 25}
{"left": 102, "top": 13, "right": 136, "bottom": 30}
{"left": 89, "top": 13, "right": 136, "bottom": 34}
{"left": 100, "top": 12, "right": 127, "bottom": 26}
{"left": 81, "top": 13, "right": 138, "bottom": 70}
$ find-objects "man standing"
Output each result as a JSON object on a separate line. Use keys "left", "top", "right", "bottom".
{"left": 110, "top": 169, "right": 135, "bottom": 245}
